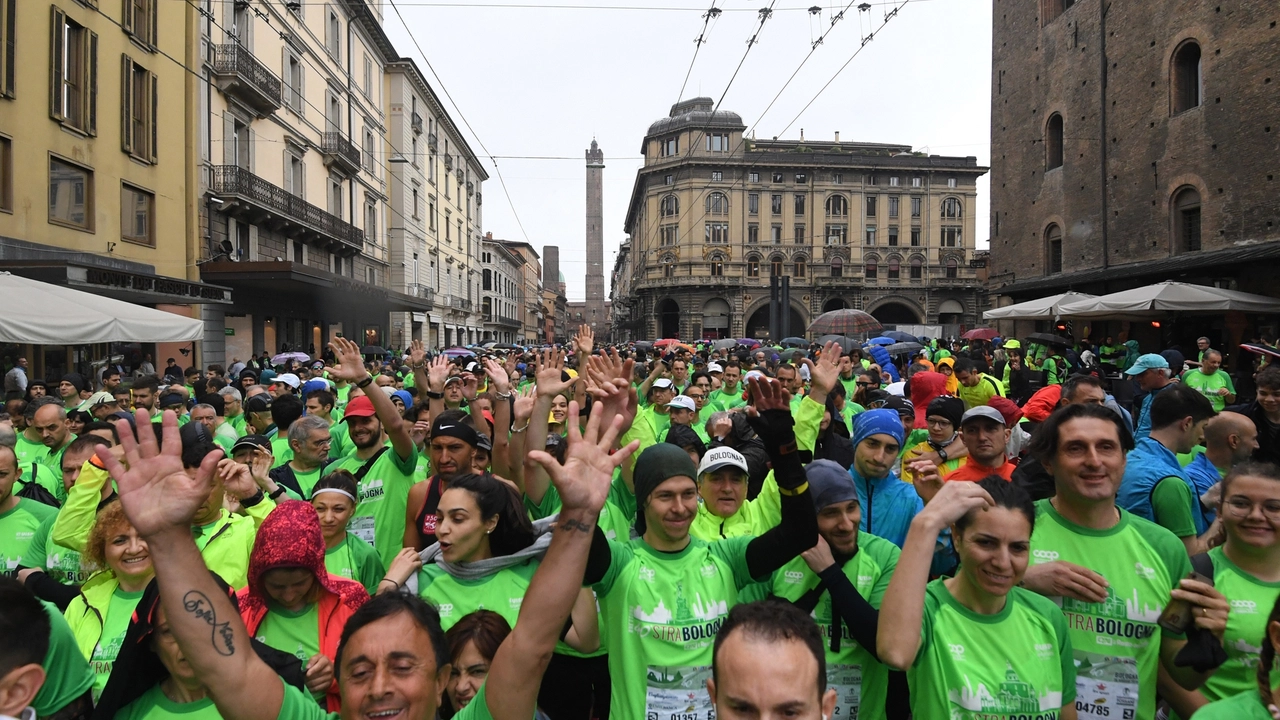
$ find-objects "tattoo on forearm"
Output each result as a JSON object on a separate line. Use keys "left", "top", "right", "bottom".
{"left": 558, "top": 518, "right": 594, "bottom": 533}
{"left": 183, "top": 590, "right": 236, "bottom": 656}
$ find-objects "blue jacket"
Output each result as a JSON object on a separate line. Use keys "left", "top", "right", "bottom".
{"left": 850, "top": 466, "right": 922, "bottom": 549}
{"left": 1133, "top": 383, "right": 1173, "bottom": 441}
{"left": 1119, "top": 437, "right": 1208, "bottom": 535}
{"left": 1184, "top": 452, "right": 1223, "bottom": 524}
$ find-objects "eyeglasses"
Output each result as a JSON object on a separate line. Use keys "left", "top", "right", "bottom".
{"left": 1223, "top": 496, "right": 1280, "bottom": 521}
{"left": 856, "top": 381, "right": 874, "bottom": 388}
{"left": 686, "top": 393, "right": 706, "bottom": 401}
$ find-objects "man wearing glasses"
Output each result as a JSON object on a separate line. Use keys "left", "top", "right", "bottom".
{"left": 682, "top": 383, "right": 713, "bottom": 444}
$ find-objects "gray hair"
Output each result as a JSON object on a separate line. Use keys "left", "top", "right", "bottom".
{"left": 704, "top": 410, "right": 732, "bottom": 438}
{"left": 191, "top": 403, "right": 216, "bottom": 415}
{"left": 1203, "top": 349, "right": 1223, "bottom": 362}
{"left": 218, "top": 386, "right": 242, "bottom": 403}
{"left": 288, "top": 414, "right": 330, "bottom": 445}
{"left": 0, "top": 425, "right": 15, "bottom": 449}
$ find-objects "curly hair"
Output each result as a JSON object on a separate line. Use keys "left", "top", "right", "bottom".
{"left": 83, "top": 501, "right": 135, "bottom": 571}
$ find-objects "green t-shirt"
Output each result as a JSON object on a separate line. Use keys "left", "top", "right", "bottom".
{"left": 1182, "top": 369, "right": 1236, "bottom": 412}
{"left": 34, "top": 600, "right": 95, "bottom": 717}
{"left": 908, "top": 580, "right": 1075, "bottom": 720}
{"left": 270, "top": 435, "right": 294, "bottom": 469}
{"left": 1192, "top": 690, "right": 1274, "bottom": 720}
{"left": 956, "top": 374, "right": 1005, "bottom": 410}
{"left": 275, "top": 673, "right": 496, "bottom": 720}
{"left": 25, "top": 513, "right": 86, "bottom": 584}
{"left": 14, "top": 432, "right": 51, "bottom": 480}
{"left": 1150, "top": 476, "right": 1198, "bottom": 538}
{"left": 227, "top": 413, "right": 248, "bottom": 436}
{"left": 324, "top": 534, "right": 385, "bottom": 595}
{"left": 116, "top": 684, "right": 223, "bottom": 720}
{"left": 742, "top": 532, "right": 899, "bottom": 720}
{"left": 327, "top": 421, "right": 352, "bottom": 460}
{"left": 1029, "top": 500, "right": 1191, "bottom": 720}
{"left": 90, "top": 587, "right": 146, "bottom": 701}
{"left": 525, "top": 468, "right": 636, "bottom": 542}
{"left": 326, "top": 447, "right": 419, "bottom": 567}
{"left": 0, "top": 497, "right": 57, "bottom": 576}
{"left": 255, "top": 603, "right": 321, "bottom": 691}
{"left": 642, "top": 406, "right": 672, "bottom": 444}
{"left": 593, "top": 535, "right": 756, "bottom": 720}
{"left": 291, "top": 465, "right": 324, "bottom": 499}
{"left": 710, "top": 384, "right": 746, "bottom": 412}
{"left": 38, "top": 439, "right": 75, "bottom": 502}
{"left": 417, "top": 558, "right": 538, "bottom": 631}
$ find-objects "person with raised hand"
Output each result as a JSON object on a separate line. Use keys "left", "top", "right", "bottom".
{"left": 478, "top": 358, "right": 513, "bottom": 480}
{"left": 100, "top": 398, "right": 636, "bottom": 720}
{"left": 522, "top": 349, "right": 576, "bottom": 509}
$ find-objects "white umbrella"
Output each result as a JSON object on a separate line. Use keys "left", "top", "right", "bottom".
{"left": 0, "top": 272, "right": 204, "bottom": 343}
{"left": 1057, "top": 281, "right": 1280, "bottom": 318}
{"left": 983, "top": 292, "right": 1097, "bottom": 320}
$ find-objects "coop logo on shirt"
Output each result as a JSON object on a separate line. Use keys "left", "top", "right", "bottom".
{"left": 1232, "top": 599, "right": 1259, "bottom": 614}
{"left": 359, "top": 478, "right": 385, "bottom": 502}
{"left": 1133, "top": 562, "right": 1156, "bottom": 580}
{"left": 1035, "top": 643, "right": 1055, "bottom": 659}
{"left": 1032, "top": 549, "right": 1059, "bottom": 562}
{"left": 638, "top": 566, "right": 656, "bottom": 583}
{"left": 947, "top": 644, "right": 966, "bottom": 658}
{"left": 509, "top": 597, "right": 524, "bottom": 611}
{"left": 700, "top": 564, "right": 717, "bottom": 578}
{"left": 14, "top": 531, "right": 34, "bottom": 542}
{"left": 438, "top": 603, "right": 455, "bottom": 618}
{"left": 783, "top": 570, "right": 805, "bottom": 584}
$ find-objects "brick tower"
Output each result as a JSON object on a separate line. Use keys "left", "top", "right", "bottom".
{"left": 584, "top": 140, "right": 606, "bottom": 336}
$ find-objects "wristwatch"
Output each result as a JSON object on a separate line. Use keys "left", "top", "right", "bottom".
{"left": 356, "top": 374, "right": 374, "bottom": 389}
{"left": 937, "top": 448, "right": 949, "bottom": 463}
{"left": 426, "top": 390, "right": 444, "bottom": 399}
{"left": 239, "top": 490, "right": 266, "bottom": 508}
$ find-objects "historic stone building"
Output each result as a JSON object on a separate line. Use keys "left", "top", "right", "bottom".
{"left": 621, "top": 98, "right": 988, "bottom": 341}
{"left": 987, "top": 0, "right": 1280, "bottom": 341}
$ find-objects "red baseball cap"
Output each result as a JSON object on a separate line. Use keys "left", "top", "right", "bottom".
{"left": 342, "top": 395, "right": 377, "bottom": 420}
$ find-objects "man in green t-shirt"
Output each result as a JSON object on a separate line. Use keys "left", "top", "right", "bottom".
{"left": 32, "top": 403, "right": 76, "bottom": 502}
{"left": 268, "top": 415, "right": 330, "bottom": 499}
{"left": 219, "top": 386, "right": 248, "bottom": 436}
{"left": 710, "top": 362, "right": 747, "bottom": 411}
{"left": 0, "top": 446, "right": 57, "bottom": 577}
{"left": 0, "top": 577, "right": 54, "bottom": 719}
{"left": 1182, "top": 350, "right": 1236, "bottom": 412}
{"left": 99, "top": 396, "right": 634, "bottom": 720}
{"left": 953, "top": 357, "right": 1005, "bottom": 410}
{"left": 1021, "top": 403, "right": 1231, "bottom": 720}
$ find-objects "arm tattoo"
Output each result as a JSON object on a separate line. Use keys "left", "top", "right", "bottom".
{"left": 183, "top": 590, "right": 236, "bottom": 656}
{"left": 558, "top": 518, "right": 594, "bottom": 533}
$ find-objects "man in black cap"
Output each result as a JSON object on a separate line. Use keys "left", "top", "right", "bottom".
{"left": 157, "top": 390, "right": 188, "bottom": 424}
{"left": 57, "top": 374, "right": 87, "bottom": 411}
{"left": 243, "top": 394, "right": 274, "bottom": 436}
{"left": 403, "top": 409, "right": 478, "bottom": 551}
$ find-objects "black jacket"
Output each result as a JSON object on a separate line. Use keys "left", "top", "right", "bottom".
{"left": 1228, "top": 400, "right": 1280, "bottom": 466}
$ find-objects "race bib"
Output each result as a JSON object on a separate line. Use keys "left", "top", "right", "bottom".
{"left": 645, "top": 665, "right": 715, "bottom": 720}
{"left": 829, "top": 664, "right": 863, "bottom": 720}
{"left": 349, "top": 515, "right": 377, "bottom": 546}
{"left": 1074, "top": 652, "right": 1139, "bottom": 720}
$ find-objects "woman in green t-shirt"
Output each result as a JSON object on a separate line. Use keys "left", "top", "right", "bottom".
{"left": 1162, "top": 461, "right": 1280, "bottom": 719}
{"left": 1193, "top": 594, "right": 1280, "bottom": 720}
{"left": 64, "top": 502, "right": 154, "bottom": 702}
{"left": 441, "top": 610, "right": 511, "bottom": 719}
{"left": 310, "top": 471, "right": 384, "bottom": 594}
{"left": 879, "top": 477, "right": 1076, "bottom": 720}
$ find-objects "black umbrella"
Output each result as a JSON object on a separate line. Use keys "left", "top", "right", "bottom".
{"left": 816, "top": 335, "right": 858, "bottom": 353}
{"left": 1025, "top": 333, "right": 1074, "bottom": 349}
{"left": 633, "top": 341, "right": 654, "bottom": 352}
{"left": 885, "top": 341, "right": 924, "bottom": 356}
{"left": 360, "top": 345, "right": 387, "bottom": 355}
{"left": 879, "top": 330, "right": 918, "bottom": 343}
{"left": 712, "top": 338, "right": 740, "bottom": 351}
{"left": 780, "top": 336, "right": 808, "bottom": 348}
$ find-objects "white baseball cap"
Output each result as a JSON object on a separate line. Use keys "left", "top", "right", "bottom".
{"left": 271, "top": 373, "right": 300, "bottom": 389}
{"left": 707, "top": 362, "right": 724, "bottom": 374}
{"left": 698, "top": 447, "right": 749, "bottom": 476}
{"left": 666, "top": 395, "right": 696, "bottom": 412}
{"left": 652, "top": 378, "right": 674, "bottom": 390}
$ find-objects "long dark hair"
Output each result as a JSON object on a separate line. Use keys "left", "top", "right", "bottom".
{"left": 445, "top": 473, "right": 536, "bottom": 556}
{"left": 1258, "top": 595, "right": 1280, "bottom": 708}
{"left": 954, "top": 476, "right": 1036, "bottom": 536}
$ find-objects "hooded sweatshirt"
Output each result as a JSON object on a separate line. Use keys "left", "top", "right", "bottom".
{"left": 935, "top": 357, "right": 960, "bottom": 395}
{"left": 909, "top": 372, "right": 948, "bottom": 429}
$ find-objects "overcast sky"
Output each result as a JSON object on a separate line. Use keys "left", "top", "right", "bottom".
{"left": 383, "top": 0, "right": 992, "bottom": 301}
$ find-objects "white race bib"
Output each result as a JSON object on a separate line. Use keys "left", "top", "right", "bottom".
{"left": 1074, "top": 652, "right": 1139, "bottom": 720}
{"left": 349, "top": 515, "right": 377, "bottom": 546}
{"left": 645, "top": 665, "right": 715, "bottom": 720}
{"left": 829, "top": 664, "right": 864, "bottom": 720}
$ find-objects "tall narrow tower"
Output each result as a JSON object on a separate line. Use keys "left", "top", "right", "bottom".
{"left": 584, "top": 140, "right": 606, "bottom": 336}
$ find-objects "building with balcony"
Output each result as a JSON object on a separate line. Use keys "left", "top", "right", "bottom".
{"left": 622, "top": 98, "right": 989, "bottom": 340}
{"left": 0, "top": 0, "right": 233, "bottom": 379}
{"left": 491, "top": 236, "right": 542, "bottom": 344}
{"left": 481, "top": 237, "right": 524, "bottom": 344}
{"left": 197, "top": 0, "right": 421, "bottom": 361}
{"left": 610, "top": 240, "right": 638, "bottom": 342}
{"left": 385, "top": 58, "right": 486, "bottom": 350}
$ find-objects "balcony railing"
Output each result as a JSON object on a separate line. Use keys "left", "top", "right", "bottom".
{"left": 446, "top": 295, "right": 472, "bottom": 311}
{"left": 407, "top": 283, "right": 435, "bottom": 305}
{"left": 321, "top": 132, "right": 361, "bottom": 175}
{"left": 495, "top": 314, "right": 521, "bottom": 328}
{"left": 443, "top": 155, "right": 454, "bottom": 171}
{"left": 411, "top": 112, "right": 423, "bottom": 134}
{"left": 209, "top": 165, "right": 363, "bottom": 254}
{"left": 427, "top": 133, "right": 438, "bottom": 151}
{"left": 211, "top": 45, "right": 281, "bottom": 117}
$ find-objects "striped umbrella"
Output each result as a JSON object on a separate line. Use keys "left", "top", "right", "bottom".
{"left": 807, "top": 309, "right": 882, "bottom": 337}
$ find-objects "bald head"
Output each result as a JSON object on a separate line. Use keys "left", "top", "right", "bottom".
{"left": 1204, "top": 411, "right": 1259, "bottom": 465}
{"left": 0, "top": 445, "right": 15, "bottom": 471}
{"left": 32, "top": 404, "right": 70, "bottom": 450}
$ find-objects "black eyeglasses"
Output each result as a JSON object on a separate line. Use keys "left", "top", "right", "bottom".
{"left": 856, "top": 381, "right": 874, "bottom": 387}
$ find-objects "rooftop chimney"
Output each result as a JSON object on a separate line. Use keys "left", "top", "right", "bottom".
{"left": 834, "top": 131, "right": 840, "bottom": 142}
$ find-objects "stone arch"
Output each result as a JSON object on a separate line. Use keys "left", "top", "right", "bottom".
{"left": 702, "top": 298, "right": 731, "bottom": 340}
{"left": 743, "top": 297, "right": 810, "bottom": 340}
{"left": 657, "top": 298, "right": 681, "bottom": 339}
{"left": 864, "top": 295, "right": 925, "bottom": 324}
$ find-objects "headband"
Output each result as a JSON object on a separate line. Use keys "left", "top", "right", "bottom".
{"left": 431, "top": 421, "right": 480, "bottom": 447}
{"left": 311, "top": 487, "right": 357, "bottom": 503}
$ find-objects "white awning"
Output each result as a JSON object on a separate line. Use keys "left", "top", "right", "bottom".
{"left": 983, "top": 292, "right": 1097, "bottom": 320}
{"left": 0, "top": 272, "right": 204, "bottom": 343}
{"left": 1057, "top": 282, "right": 1280, "bottom": 318}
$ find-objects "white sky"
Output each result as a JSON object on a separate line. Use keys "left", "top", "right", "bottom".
{"left": 383, "top": 0, "right": 993, "bottom": 301}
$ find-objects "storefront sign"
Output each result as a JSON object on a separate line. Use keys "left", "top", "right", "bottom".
{"left": 83, "top": 268, "right": 230, "bottom": 302}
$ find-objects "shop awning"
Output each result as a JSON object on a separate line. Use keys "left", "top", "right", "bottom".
{"left": 1056, "top": 281, "right": 1280, "bottom": 319}
{"left": 0, "top": 272, "right": 204, "bottom": 343}
{"left": 983, "top": 292, "right": 1097, "bottom": 320}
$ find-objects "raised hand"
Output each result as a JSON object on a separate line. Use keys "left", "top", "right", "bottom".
{"left": 512, "top": 386, "right": 536, "bottom": 424}
{"left": 482, "top": 358, "right": 511, "bottom": 396}
{"left": 575, "top": 324, "right": 595, "bottom": 356}
{"left": 248, "top": 447, "right": 274, "bottom": 486}
{"left": 101, "top": 410, "right": 224, "bottom": 538}
{"left": 803, "top": 340, "right": 843, "bottom": 400}
{"left": 327, "top": 337, "right": 369, "bottom": 384}
{"left": 746, "top": 375, "right": 790, "bottom": 414}
{"left": 907, "top": 458, "right": 944, "bottom": 504}
{"left": 408, "top": 339, "right": 427, "bottom": 368}
{"left": 916, "top": 481, "right": 993, "bottom": 531}
{"left": 461, "top": 373, "right": 480, "bottom": 401}
{"left": 217, "top": 458, "right": 259, "bottom": 500}
{"left": 427, "top": 355, "right": 450, "bottom": 393}
{"left": 535, "top": 349, "right": 574, "bottom": 398}
{"left": 527, "top": 400, "right": 639, "bottom": 515}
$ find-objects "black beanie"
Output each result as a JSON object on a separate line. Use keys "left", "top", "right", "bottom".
{"left": 632, "top": 443, "right": 699, "bottom": 536}
{"left": 926, "top": 396, "right": 965, "bottom": 430}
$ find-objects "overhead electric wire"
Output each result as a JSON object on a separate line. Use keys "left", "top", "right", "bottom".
{"left": 676, "top": 2, "right": 722, "bottom": 103}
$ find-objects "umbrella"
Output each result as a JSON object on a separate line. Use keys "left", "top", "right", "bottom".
{"left": 442, "top": 347, "right": 475, "bottom": 358}
{"left": 654, "top": 338, "right": 681, "bottom": 348}
{"left": 808, "top": 309, "right": 882, "bottom": 337}
{"left": 866, "top": 337, "right": 896, "bottom": 346}
{"left": 271, "top": 352, "right": 310, "bottom": 365}
{"left": 711, "top": 338, "right": 738, "bottom": 350}
{"left": 675, "top": 343, "right": 696, "bottom": 352}
{"left": 1025, "top": 333, "right": 1074, "bottom": 349}
{"left": 983, "top": 292, "right": 1097, "bottom": 321}
{"left": 633, "top": 341, "right": 654, "bottom": 352}
{"left": 815, "top": 335, "right": 859, "bottom": 353}
{"left": 493, "top": 343, "right": 522, "bottom": 350}
{"left": 360, "top": 345, "right": 387, "bottom": 355}
{"left": 961, "top": 328, "right": 999, "bottom": 341}
{"left": 1240, "top": 343, "right": 1280, "bottom": 360}
{"left": 738, "top": 338, "right": 761, "bottom": 348}
{"left": 879, "top": 330, "right": 918, "bottom": 343}
{"left": 1056, "top": 281, "right": 1280, "bottom": 318}
{"left": 780, "top": 337, "right": 808, "bottom": 348}
{"left": 884, "top": 342, "right": 924, "bottom": 356}
{"left": 481, "top": 342, "right": 497, "bottom": 348}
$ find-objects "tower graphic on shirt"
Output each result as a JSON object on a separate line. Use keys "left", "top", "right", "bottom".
{"left": 948, "top": 663, "right": 1062, "bottom": 714}
{"left": 1061, "top": 586, "right": 1161, "bottom": 623}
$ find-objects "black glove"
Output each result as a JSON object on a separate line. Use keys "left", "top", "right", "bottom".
{"left": 746, "top": 407, "right": 796, "bottom": 457}
{"left": 1172, "top": 626, "right": 1228, "bottom": 673}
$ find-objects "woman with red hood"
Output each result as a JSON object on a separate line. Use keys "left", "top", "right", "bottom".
{"left": 236, "top": 500, "right": 368, "bottom": 711}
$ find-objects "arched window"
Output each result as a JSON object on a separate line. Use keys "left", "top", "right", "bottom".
{"left": 945, "top": 257, "right": 958, "bottom": 279}
{"left": 1046, "top": 114, "right": 1064, "bottom": 170}
{"left": 1172, "top": 41, "right": 1202, "bottom": 114}
{"left": 706, "top": 192, "right": 729, "bottom": 215}
{"left": 660, "top": 194, "right": 679, "bottom": 217}
{"left": 710, "top": 255, "right": 724, "bottom": 277}
{"left": 910, "top": 256, "right": 923, "bottom": 280}
{"left": 1046, "top": 224, "right": 1063, "bottom": 274}
{"left": 661, "top": 254, "right": 676, "bottom": 278}
{"left": 1172, "top": 187, "right": 1201, "bottom": 252}
{"left": 747, "top": 256, "right": 760, "bottom": 277}
{"left": 941, "top": 197, "right": 962, "bottom": 219}
{"left": 831, "top": 256, "right": 843, "bottom": 278}
{"left": 794, "top": 256, "right": 807, "bottom": 278}
{"left": 864, "top": 256, "right": 878, "bottom": 279}
{"left": 770, "top": 256, "right": 784, "bottom": 277}
{"left": 887, "top": 256, "right": 900, "bottom": 280}
{"left": 825, "top": 194, "right": 848, "bottom": 218}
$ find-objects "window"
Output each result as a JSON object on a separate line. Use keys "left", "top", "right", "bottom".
{"left": 888, "top": 196, "right": 899, "bottom": 218}
{"left": 770, "top": 257, "right": 783, "bottom": 277}
{"left": 660, "top": 224, "right": 678, "bottom": 246}
{"left": 123, "top": 0, "right": 157, "bottom": 48}
{"left": 941, "top": 197, "right": 962, "bottom": 218}
{"left": 771, "top": 194, "right": 782, "bottom": 215}
{"left": 825, "top": 195, "right": 848, "bottom": 218}
{"left": 663, "top": 259, "right": 674, "bottom": 278}
{"left": 711, "top": 171, "right": 723, "bottom": 182}
{"left": 794, "top": 224, "right": 805, "bottom": 244}
{"left": 286, "top": 153, "right": 304, "bottom": 196}
{"left": 866, "top": 195, "right": 877, "bottom": 217}
{"left": 120, "top": 183, "right": 152, "bottom": 245}
{"left": 941, "top": 227, "right": 961, "bottom": 247}
{"left": 660, "top": 137, "right": 678, "bottom": 156}
{"left": 911, "top": 177, "right": 922, "bottom": 187}
{"left": 429, "top": 199, "right": 436, "bottom": 228}
{"left": 710, "top": 257, "right": 723, "bottom": 276}
{"left": 771, "top": 224, "right": 782, "bottom": 244}
{"left": 911, "top": 197, "right": 921, "bottom": 217}
{"left": 292, "top": 240, "right": 304, "bottom": 264}
{"left": 794, "top": 257, "right": 806, "bottom": 277}
{"left": 706, "top": 192, "right": 728, "bottom": 215}
{"left": 49, "top": 156, "right": 92, "bottom": 230}
{"left": 772, "top": 172, "right": 784, "bottom": 183}
{"left": 747, "top": 223, "right": 759, "bottom": 243}
{"left": 748, "top": 193, "right": 759, "bottom": 215}
{"left": 866, "top": 175, "right": 877, "bottom": 185}
{"left": 326, "top": 10, "right": 341, "bottom": 59}
{"left": 664, "top": 174, "right": 673, "bottom": 185}
{"left": 824, "top": 224, "right": 847, "bottom": 245}
{"left": 1173, "top": 187, "right": 1202, "bottom": 252}
{"left": 795, "top": 173, "right": 807, "bottom": 184}
{"left": 946, "top": 257, "right": 958, "bottom": 278}
{"left": 864, "top": 257, "right": 877, "bottom": 279}
{"left": 830, "top": 256, "right": 842, "bottom": 277}
{"left": 865, "top": 227, "right": 876, "bottom": 245}
{"left": 910, "top": 257, "right": 923, "bottom": 280}
{"left": 411, "top": 188, "right": 419, "bottom": 218}
{"left": 1041, "top": 0, "right": 1076, "bottom": 25}
{"left": 0, "top": 0, "right": 13, "bottom": 98}
{"left": 705, "top": 222, "right": 728, "bottom": 244}
{"left": 887, "top": 257, "right": 900, "bottom": 280}
{"left": 366, "top": 266, "right": 378, "bottom": 285}
{"left": 749, "top": 171, "right": 760, "bottom": 183}
{"left": 1046, "top": 114, "right": 1064, "bottom": 170}
{"left": 1046, "top": 224, "right": 1063, "bottom": 273}
{"left": 833, "top": 173, "right": 843, "bottom": 185}
{"left": 706, "top": 134, "right": 729, "bottom": 152}
{"left": 121, "top": 57, "right": 156, "bottom": 163}
{"left": 363, "top": 55, "right": 372, "bottom": 97}
{"left": 362, "top": 128, "right": 375, "bottom": 173}
{"left": 1172, "top": 41, "right": 1202, "bottom": 114}
{"left": 910, "top": 228, "right": 921, "bottom": 246}
{"left": 329, "top": 175, "right": 342, "bottom": 217}
{"left": 50, "top": 8, "right": 98, "bottom": 135}
{"left": 947, "top": 177, "right": 957, "bottom": 188}
{"left": 0, "top": 136, "right": 10, "bottom": 212}
{"left": 660, "top": 194, "right": 679, "bottom": 217}
{"left": 411, "top": 137, "right": 418, "bottom": 167}
{"left": 794, "top": 194, "right": 806, "bottom": 216}
{"left": 285, "top": 52, "right": 304, "bottom": 112}
{"left": 747, "top": 256, "right": 760, "bottom": 277}
{"left": 888, "top": 227, "right": 899, "bottom": 246}
{"left": 364, "top": 197, "right": 377, "bottom": 245}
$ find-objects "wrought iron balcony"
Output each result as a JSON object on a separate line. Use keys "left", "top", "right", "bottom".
{"left": 446, "top": 295, "right": 472, "bottom": 311}
{"left": 208, "top": 165, "right": 363, "bottom": 254}
{"left": 443, "top": 154, "right": 454, "bottom": 171}
{"left": 211, "top": 45, "right": 281, "bottom": 117}
{"left": 321, "top": 132, "right": 362, "bottom": 175}
{"left": 411, "top": 112, "right": 423, "bottom": 135}
{"left": 493, "top": 314, "right": 521, "bottom": 329}
{"left": 407, "top": 283, "right": 435, "bottom": 306}
{"left": 427, "top": 133, "right": 438, "bottom": 151}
